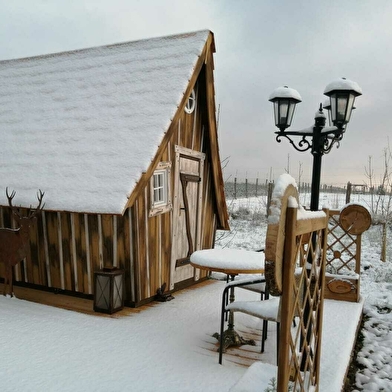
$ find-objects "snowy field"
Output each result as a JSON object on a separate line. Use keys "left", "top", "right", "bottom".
{"left": 1, "top": 192, "right": 391, "bottom": 391}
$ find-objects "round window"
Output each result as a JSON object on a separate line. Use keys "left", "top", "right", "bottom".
{"left": 185, "top": 89, "right": 196, "bottom": 114}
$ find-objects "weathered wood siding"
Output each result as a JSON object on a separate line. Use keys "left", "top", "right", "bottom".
{"left": 0, "top": 208, "right": 134, "bottom": 298}
{"left": 130, "top": 70, "right": 220, "bottom": 302}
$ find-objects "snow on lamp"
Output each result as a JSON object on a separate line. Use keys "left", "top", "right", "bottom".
{"left": 268, "top": 86, "right": 302, "bottom": 132}
{"left": 324, "top": 78, "right": 362, "bottom": 128}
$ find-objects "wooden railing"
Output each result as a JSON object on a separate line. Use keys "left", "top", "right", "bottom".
{"left": 277, "top": 206, "right": 328, "bottom": 391}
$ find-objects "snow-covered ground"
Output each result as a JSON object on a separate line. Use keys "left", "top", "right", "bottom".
{"left": 1, "top": 192, "right": 391, "bottom": 391}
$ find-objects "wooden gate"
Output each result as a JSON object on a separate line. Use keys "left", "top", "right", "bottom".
{"left": 170, "top": 146, "right": 205, "bottom": 289}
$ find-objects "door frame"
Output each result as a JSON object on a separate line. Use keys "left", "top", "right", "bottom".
{"left": 169, "top": 145, "right": 205, "bottom": 289}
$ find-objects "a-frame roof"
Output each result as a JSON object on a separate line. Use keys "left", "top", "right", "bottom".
{"left": 0, "top": 30, "right": 219, "bottom": 215}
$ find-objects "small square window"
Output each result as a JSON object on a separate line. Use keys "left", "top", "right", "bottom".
{"left": 149, "top": 162, "right": 172, "bottom": 217}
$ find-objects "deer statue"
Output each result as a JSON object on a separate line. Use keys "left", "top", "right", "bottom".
{"left": 0, "top": 188, "right": 45, "bottom": 297}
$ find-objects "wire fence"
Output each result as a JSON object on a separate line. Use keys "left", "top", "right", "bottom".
{"left": 224, "top": 178, "right": 391, "bottom": 200}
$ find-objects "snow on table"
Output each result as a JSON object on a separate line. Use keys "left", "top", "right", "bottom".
{"left": 190, "top": 249, "right": 265, "bottom": 274}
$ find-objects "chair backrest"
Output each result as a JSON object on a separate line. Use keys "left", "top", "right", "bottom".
{"left": 264, "top": 174, "right": 299, "bottom": 296}
{"left": 264, "top": 174, "right": 329, "bottom": 392}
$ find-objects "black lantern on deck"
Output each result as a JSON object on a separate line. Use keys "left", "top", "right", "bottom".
{"left": 94, "top": 267, "right": 124, "bottom": 314}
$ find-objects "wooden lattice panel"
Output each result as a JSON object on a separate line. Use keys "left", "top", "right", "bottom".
{"left": 325, "top": 209, "right": 365, "bottom": 302}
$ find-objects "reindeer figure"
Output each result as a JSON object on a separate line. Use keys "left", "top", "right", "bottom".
{"left": 0, "top": 188, "right": 44, "bottom": 296}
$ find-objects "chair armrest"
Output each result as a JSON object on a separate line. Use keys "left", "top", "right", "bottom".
{"left": 222, "top": 276, "right": 269, "bottom": 312}
{"left": 225, "top": 276, "right": 266, "bottom": 289}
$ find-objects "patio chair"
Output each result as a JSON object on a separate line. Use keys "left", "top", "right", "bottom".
{"left": 218, "top": 277, "right": 282, "bottom": 364}
{"left": 223, "top": 275, "right": 267, "bottom": 323}
{"left": 219, "top": 276, "right": 299, "bottom": 365}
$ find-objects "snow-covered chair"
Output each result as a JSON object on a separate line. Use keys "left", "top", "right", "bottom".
{"left": 218, "top": 276, "right": 279, "bottom": 364}
{"left": 219, "top": 174, "right": 298, "bottom": 363}
{"left": 217, "top": 174, "right": 301, "bottom": 365}
{"left": 224, "top": 249, "right": 267, "bottom": 320}
{"left": 219, "top": 174, "right": 330, "bottom": 391}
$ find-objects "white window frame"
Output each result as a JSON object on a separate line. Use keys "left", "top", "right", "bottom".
{"left": 149, "top": 162, "right": 172, "bottom": 217}
{"left": 184, "top": 88, "right": 196, "bottom": 114}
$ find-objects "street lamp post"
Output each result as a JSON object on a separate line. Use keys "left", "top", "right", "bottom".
{"left": 269, "top": 78, "right": 362, "bottom": 211}
{"left": 269, "top": 78, "right": 362, "bottom": 369}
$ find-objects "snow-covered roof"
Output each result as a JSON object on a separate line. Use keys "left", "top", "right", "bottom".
{"left": 0, "top": 30, "right": 211, "bottom": 214}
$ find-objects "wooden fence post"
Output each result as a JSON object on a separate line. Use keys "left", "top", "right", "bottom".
{"left": 346, "top": 181, "right": 352, "bottom": 204}
{"left": 266, "top": 182, "right": 273, "bottom": 217}
{"left": 234, "top": 177, "right": 237, "bottom": 199}
{"left": 381, "top": 222, "right": 387, "bottom": 262}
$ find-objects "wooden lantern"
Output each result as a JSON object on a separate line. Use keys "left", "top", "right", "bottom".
{"left": 94, "top": 267, "right": 124, "bottom": 314}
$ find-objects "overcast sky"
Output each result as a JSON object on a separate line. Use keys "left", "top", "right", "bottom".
{"left": 1, "top": 0, "right": 391, "bottom": 186}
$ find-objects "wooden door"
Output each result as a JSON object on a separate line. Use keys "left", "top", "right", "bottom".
{"left": 170, "top": 146, "right": 205, "bottom": 289}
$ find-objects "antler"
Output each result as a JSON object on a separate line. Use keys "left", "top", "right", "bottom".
{"left": 6, "top": 187, "right": 16, "bottom": 206}
{"left": 6, "top": 187, "right": 21, "bottom": 219}
{"left": 5, "top": 187, "right": 45, "bottom": 219}
{"left": 29, "top": 189, "right": 45, "bottom": 218}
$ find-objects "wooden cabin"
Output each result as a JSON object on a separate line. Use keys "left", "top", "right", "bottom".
{"left": 0, "top": 30, "right": 229, "bottom": 307}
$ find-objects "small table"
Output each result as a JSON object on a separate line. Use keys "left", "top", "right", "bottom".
{"left": 190, "top": 248, "right": 265, "bottom": 351}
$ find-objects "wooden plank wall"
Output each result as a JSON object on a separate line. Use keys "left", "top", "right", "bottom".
{"left": 0, "top": 206, "right": 136, "bottom": 301}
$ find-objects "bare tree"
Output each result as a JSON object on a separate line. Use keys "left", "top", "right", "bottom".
{"left": 365, "top": 144, "right": 392, "bottom": 223}
{"left": 364, "top": 141, "right": 392, "bottom": 261}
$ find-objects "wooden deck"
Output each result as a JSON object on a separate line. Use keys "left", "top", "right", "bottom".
{"left": 0, "top": 279, "right": 218, "bottom": 318}
{"left": 1, "top": 280, "right": 364, "bottom": 391}
{"left": 1, "top": 280, "right": 274, "bottom": 368}
{"left": 0, "top": 283, "right": 158, "bottom": 318}
{"left": 203, "top": 327, "right": 269, "bottom": 367}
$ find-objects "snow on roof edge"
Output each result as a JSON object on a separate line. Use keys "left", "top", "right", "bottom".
{"left": 0, "top": 29, "right": 212, "bottom": 64}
